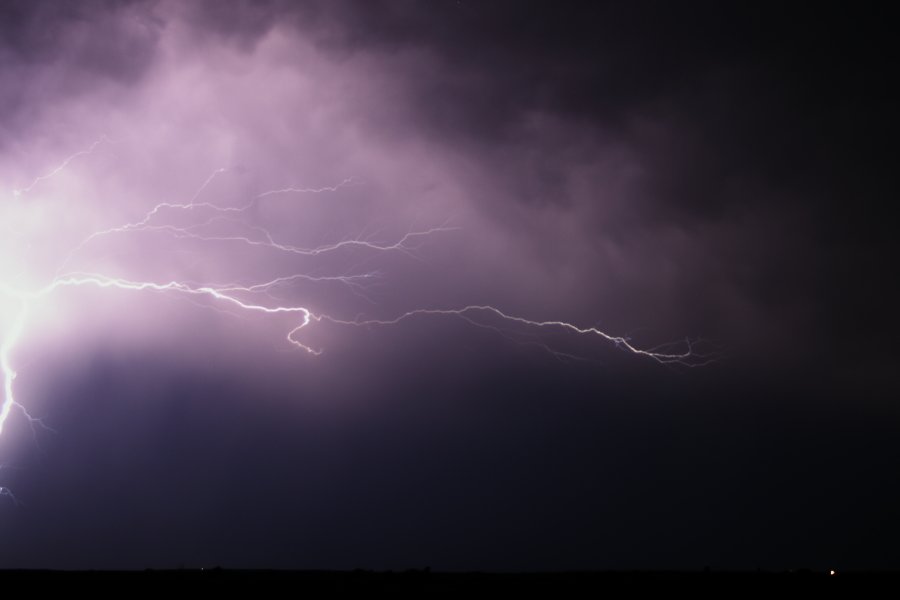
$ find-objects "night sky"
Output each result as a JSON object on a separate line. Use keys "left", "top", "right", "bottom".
{"left": 0, "top": 1, "right": 897, "bottom": 571}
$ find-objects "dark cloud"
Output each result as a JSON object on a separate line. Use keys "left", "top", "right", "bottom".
{"left": 0, "top": 0, "right": 897, "bottom": 571}
{"left": 294, "top": 0, "right": 900, "bottom": 365}
{"left": 0, "top": 0, "right": 162, "bottom": 140}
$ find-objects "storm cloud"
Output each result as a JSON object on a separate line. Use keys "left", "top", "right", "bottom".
{"left": 0, "top": 0, "right": 897, "bottom": 571}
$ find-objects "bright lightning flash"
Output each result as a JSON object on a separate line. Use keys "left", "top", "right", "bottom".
{"left": 0, "top": 139, "right": 714, "bottom": 497}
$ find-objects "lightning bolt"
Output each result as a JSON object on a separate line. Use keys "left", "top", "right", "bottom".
{"left": 0, "top": 139, "right": 714, "bottom": 500}
{"left": 11, "top": 136, "right": 113, "bottom": 198}
{"left": 317, "top": 307, "right": 715, "bottom": 366}
{"left": 0, "top": 299, "right": 27, "bottom": 437}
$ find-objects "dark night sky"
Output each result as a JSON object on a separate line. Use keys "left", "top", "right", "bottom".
{"left": 0, "top": 0, "right": 897, "bottom": 570}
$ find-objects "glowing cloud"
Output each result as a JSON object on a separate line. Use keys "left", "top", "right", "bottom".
{"left": 0, "top": 6, "right": 712, "bottom": 499}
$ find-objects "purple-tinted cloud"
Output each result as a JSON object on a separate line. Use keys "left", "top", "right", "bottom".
{"left": 0, "top": 0, "right": 896, "bottom": 571}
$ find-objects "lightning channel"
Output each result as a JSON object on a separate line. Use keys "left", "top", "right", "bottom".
{"left": 0, "top": 140, "right": 713, "bottom": 500}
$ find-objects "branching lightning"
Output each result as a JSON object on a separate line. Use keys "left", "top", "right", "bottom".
{"left": 0, "top": 139, "right": 713, "bottom": 498}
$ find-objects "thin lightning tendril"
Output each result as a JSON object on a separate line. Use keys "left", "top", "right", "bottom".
{"left": 11, "top": 136, "right": 113, "bottom": 198}
{"left": 0, "top": 139, "right": 713, "bottom": 498}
